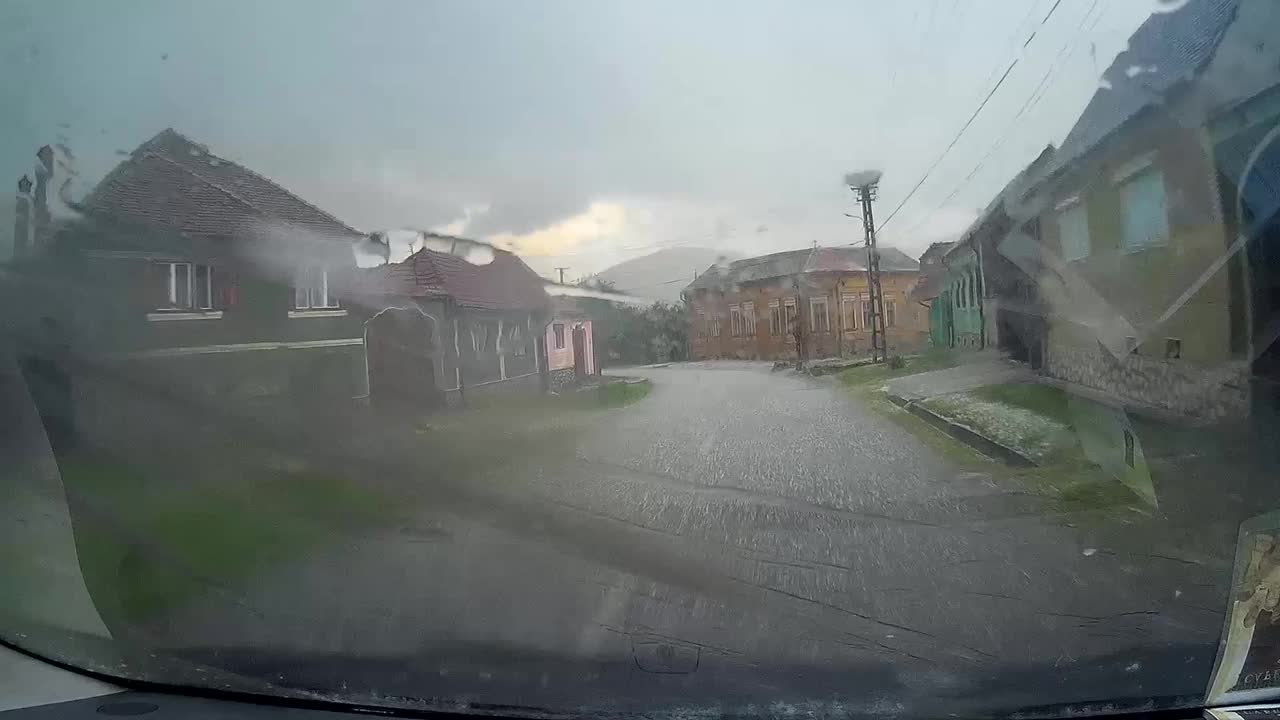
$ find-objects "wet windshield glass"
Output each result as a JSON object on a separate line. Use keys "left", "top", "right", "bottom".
{"left": 4, "top": 0, "right": 1280, "bottom": 717}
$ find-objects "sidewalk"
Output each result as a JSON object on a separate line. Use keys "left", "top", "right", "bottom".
{"left": 885, "top": 355, "right": 1034, "bottom": 402}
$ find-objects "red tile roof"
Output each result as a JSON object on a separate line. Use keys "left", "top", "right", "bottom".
{"left": 360, "top": 240, "right": 550, "bottom": 312}
{"left": 83, "top": 129, "right": 361, "bottom": 242}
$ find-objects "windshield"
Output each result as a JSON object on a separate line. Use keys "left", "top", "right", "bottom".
{"left": 3, "top": 0, "right": 1280, "bottom": 717}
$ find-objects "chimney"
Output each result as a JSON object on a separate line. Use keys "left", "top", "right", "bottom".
{"left": 13, "top": 174, "right": 32, "bottom": 260}
{"left": 32, "top": 145, "right": 54, "bottom": 254}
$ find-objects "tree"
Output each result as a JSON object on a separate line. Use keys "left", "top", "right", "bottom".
{"left": 574, "top": 280, "right": 690, "bottom": 366}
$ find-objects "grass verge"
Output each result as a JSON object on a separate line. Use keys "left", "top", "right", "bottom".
{"left": 836, "top": 348, "right": 959, "bottom": 389}
{"left": 845, "top": 369, "right": 1148, "bottom": 513}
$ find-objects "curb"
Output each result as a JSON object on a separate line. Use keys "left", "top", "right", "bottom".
{"left": 887, "top": 393, "right": 1037, "bottom": 467}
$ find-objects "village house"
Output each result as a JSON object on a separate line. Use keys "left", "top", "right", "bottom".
{"left": 6, "top": 129, "right": 372, "bottom": 448}
{"left": 908, "top": 241, "right": 955, "bottom": 348}
{"left": 545, "top": 298, "right": 596, "bottom": 391}
{"left": 1016, "top": 0, "right": 1280, "bottom": 421}
{"left": 684, "top": 246, "right": 926, "bottom": 361}
{"left": 927, "top": 146, "right": 1055, "bottom": 364}
{"left": 353, "top": 237, "right": 550, "bottom": 409}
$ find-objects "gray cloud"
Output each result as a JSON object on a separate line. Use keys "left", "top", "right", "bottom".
{"left": 4, "top": 0, "right": 1158, "bottom": 273}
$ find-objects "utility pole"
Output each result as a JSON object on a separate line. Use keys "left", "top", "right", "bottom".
{"left": 555, "top": 267, "right": 569, "bottom": 284}
{"left": 846, "top": 170, "right": 887, "bottom": 362}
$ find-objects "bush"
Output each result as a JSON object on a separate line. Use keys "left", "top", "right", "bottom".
{"left": 887, "top": 354, "right": 906, "bottom": 370}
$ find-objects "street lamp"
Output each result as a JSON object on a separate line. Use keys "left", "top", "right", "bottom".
{"left": 844, "top": 169, "right": 887, "bottom": 362}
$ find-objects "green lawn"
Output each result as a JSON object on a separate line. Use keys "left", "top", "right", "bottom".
{"left": 63, "top": 452, "right": 401, "bottom": 623}
{"left": 970, "top": 383, "right": 1073, "bottom": 426}
{"left": 923, "top": 387, "right": 1077, "bottom": 464}
{"left": 62, "top": 382, "right": 651, "bottom": 625}
{"left": 917, "top": 384, "right": 1154, "bottom": 513}
{"left": 836, "top": 348, "right": 959, "bottom": 389}
{"left": 579, "top": 379, "right": 652, "bottom": 408}
{"left": 840, "top": 367, "right": 1151, "bottom": 513}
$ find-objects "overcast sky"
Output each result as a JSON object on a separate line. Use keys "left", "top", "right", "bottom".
{"left": 2, "top": 0, "right": 1165, "bottom": 280}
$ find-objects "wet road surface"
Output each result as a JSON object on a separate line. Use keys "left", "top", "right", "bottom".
{"left": 156, "top": 362, "right": 1233, "bottom": 716}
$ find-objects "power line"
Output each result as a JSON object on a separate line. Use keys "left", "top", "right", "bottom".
{"left": 1022, "top": 0, "right": 1066, "bottom": 48}
{"left": 876, "top": 57, "right": 1021, "bottom": 234}
{"left": 896, "top": 0, "right": 1100, "bottom": 240}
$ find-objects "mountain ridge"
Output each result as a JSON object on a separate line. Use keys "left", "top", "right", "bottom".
{"left": 588, "top": 246, "right": 737, "bottom": 303}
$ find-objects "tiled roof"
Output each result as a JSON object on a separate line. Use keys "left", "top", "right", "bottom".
{"left": 360, "top": 239, "right": 550, "bottom": 312}
{"left": 83, "top": 128, "right": 362, "bottom": 241}
{"left": 686, "top": 245, "right": 918, "bottom": 292}
{"left": 1038, "top": 0, "right": 1238, "bottom": 182}
{"left": 948, "top": 144, "right": 1056, "bottom": 260}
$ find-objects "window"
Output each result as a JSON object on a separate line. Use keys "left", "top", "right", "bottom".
{"left": 809, "top": 297, "right": 829, "bottom": 333}
{"left": 969, "top": 269, "right": 978, "bottom": 307}
{"left": 553, "top": 323, "right": 566, "bottom": 349}
{"left": 862, "top": 294, "right": 873, "bottom": 327}
{"left": 885, "top": 299, "right": 897, "bottom": 327}
{"left": 1119, "top": 167, "right": 1169, "bottom": 251}
{"left": 729, "top": 304, "right": 742, "bottom": 337}
{"left": 741, "top": 301, "right": 756, "bottom": 336}
{"left": 508, "top": 323, "right": 527, "bottom": 356}
{"left": 769, "top": 300, "right": 782, "bottom": 336}
{"left": 157, "top": 262, "right": 213, "bottom": 310}
{"left": 710, "top": 312, "right": 721, "bottom": 337}
{"left": 1057, "top": 199, "right": 1090, "bottom": 262}
{"left": 842, "top": 294, "right": 858, "bottom": 331}
{"left": 783, "top": 298, "right": 798, "bottom": 334}
{"left": 294, "top": 267, "right": 338, "bottom": 309}
{"left": 470, "top": 322, "right": 496, "bottom": 354}
{"left": 1165, "top": 337, "right": 1182, "bottom": 360}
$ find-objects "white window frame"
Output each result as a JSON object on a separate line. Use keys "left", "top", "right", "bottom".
{"left": 741, "top": 301, "right": 756, "bottom": 336}
{"left": 1056, "top": 196, "right": 1090, "bottom": 262}
{"left": 841, "top": 294, "right": 859, "bottom": 331}
{"left": 768, "top": 300, "right": 782, "bottom": 336}
{"left": 553, "top": 323, "right": 566, "bottom": 349}
{"left": 729, "top": 304, "right": 742, "bottom": 337}
{"left": 782, "top": 298, "right": 797, "bottom": 333}
{"left": 810, "top": 297, "right": 830, "bottom": 333}
{"left": 294, "top": 267, "right": 340, "bottom": 310}
{"left": 158, "top": 261, "right": 213, "bottom": 311}
{"left": 710, "top": 312, "right": 721, "bottom": 337}
{"left": 885, "top": 297, "right": 897, "bottom": 327}
{"left": 1117, "top": 164, "right": 1170, "bottom": 252}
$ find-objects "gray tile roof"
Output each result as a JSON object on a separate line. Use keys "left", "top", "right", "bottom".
{"left": 686, "top": 245, "right": 918, "bottom": 292}
{"left": 84, "top": 129, "right": 362, "bottom": 241}
{"left": 356, "top": 237, "right": 550, "bottom": 312}
{"left": 1039, "top": 0, "right": 1238, "bottom": 181}
{"left": 948, "top": 145, "right": 1056, "bottom": 261}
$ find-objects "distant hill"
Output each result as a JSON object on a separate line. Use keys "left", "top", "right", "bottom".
{"left": 590, "top": 247, "right": 736, "bottom": 304}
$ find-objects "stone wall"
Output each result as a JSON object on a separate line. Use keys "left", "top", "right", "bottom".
{"left": 549, "top": 367, "right": 576, "bottom": 392}
{"left": 1043, "top": 343, "right": 1249, "bottom": 421}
